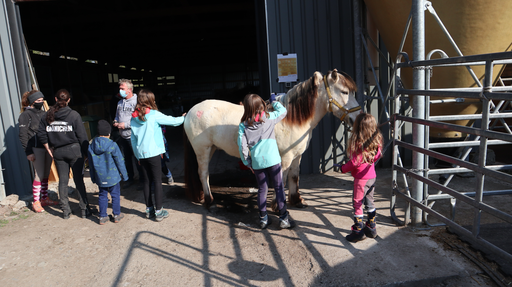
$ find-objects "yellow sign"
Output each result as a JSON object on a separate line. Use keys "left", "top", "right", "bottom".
{"left": 277, "top": 53, "right": 298, "bottom": 82}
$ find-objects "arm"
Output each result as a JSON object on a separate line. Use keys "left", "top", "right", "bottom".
{"left": 341, "top": 154, "right": 360, "bottom": 173}
{"left": 267, "top": 101, "right": 287, "bottom": 122}
{"left": 18, "top": 113, "right": 30, "bottom": 152}
{"left": 112, "top": 144, "right": 129, "bottom": 181}
{"left": 73, "top": 111, "right": 89, "bottom": 157}
{"left": 237, "top": 123, "right": 252, "bottom": 168}
{"left": 87, "top": 149, "right": 97, "bottom": 184}
{"left": 154, "top": 111, "right": 186, "bottom": 127}
{"left": 130, "top": 126, "right": 140, "bottom": 161}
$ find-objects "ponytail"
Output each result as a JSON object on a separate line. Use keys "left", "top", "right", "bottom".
{"left": 46, "top": 89, "right": 71, "bottom": 123}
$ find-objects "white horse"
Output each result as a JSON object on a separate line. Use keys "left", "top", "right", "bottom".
{"left": 183, "top": 69, "right": 361, "bottom": 209}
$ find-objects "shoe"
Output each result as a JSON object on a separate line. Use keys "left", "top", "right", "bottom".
{"left": 259, "top": 214, "right": 272, "bottom": 229}
{"left": 279, "top": 217, "right": 294, "bottom": 229}
{"left": 40, "top": 198, "right": 59, "bottom": 207}
{"left": 363, "top": 223, "right": 377, "bottom": 238}
{"left": 155, "top": 208, "right": 169, "bottom": 222}
{"left": 82, "top": 208, "right": 93, "bottom": 218}
{"left": 167, "top": 176, "right": 174, "bottom": 185}
{"left": 146, "top": 206, "right": 156, "bottom": 219}
{"left": 32, "top": 201, "right": 44, "bottom": 213}
{"left": 279, "top": 211, "right": 295, "bottom": 229}
{"left": 346, "top": 224, "right": 366, "bottom": 242}
{"left": 99, "top": 216, "right": 109, "bottom": 225}
{"left": 114, "top": 213, "right": 124, "bottom": 223}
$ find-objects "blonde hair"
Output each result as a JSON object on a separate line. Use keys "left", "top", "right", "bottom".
{"left": 347, "top": 113, "right": 382, "bottom": 164}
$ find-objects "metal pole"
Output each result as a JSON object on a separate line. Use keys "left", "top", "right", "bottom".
{"left": 411, "top": 0, "right": 426, "bottom": 226}
{"left": 353, "top": 0, "right": 365, "bottom": 107}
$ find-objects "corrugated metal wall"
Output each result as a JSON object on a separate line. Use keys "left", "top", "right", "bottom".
{"left": 0, "top": 1, "right": 33, "bottom": 200}
{"left": 263, "top": 0, "right": 356, "bottom": 174}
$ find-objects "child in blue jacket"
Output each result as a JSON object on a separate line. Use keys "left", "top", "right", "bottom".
{"left": 130, "top": 89, "right": 186, "bottom": 222}
{"left": 238, "top": 93, "right": 293, "bottom": 229}
{"left": 88, "top": 120, "right": 129, "bottom": 225}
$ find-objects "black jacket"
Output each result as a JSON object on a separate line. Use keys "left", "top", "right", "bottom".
{"left": 18, "top": 107, "right": 46, "bottom": 156}
{"left": 37, "top": 106, "right": 89, "bottom": 156}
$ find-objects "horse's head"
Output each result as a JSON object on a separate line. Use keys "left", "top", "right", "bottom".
{"left": 322, "top": 69, "right": 361, "bottom": 126}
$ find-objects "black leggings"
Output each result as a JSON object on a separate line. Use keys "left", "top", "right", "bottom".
{"left": 139, "top": 155, "right": 164, "bottom": 210}
{"left": 53, "top": 143, "right": 89, "bottom": 214}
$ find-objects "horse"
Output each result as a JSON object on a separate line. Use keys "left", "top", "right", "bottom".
{"left": 183, "top": 69, "right": 361, "bottom": 210}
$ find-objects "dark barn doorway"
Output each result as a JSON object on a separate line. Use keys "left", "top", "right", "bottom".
{"left": 18, "top": 0, "right": 260, "bottom": 144}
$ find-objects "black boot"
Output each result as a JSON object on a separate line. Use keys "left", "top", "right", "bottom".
{"left": 346, "top": 217, "right": 365, "bottom": 242}
{"left": 81, "top": 205, "right": 96, "bottom": 218}
{"left": 363, "top": 210, "right": 377, "bottom": 238}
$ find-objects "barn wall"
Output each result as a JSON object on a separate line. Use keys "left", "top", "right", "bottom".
{"left": 0, "top": 1, "right": 33, "bottom": 200}
{"left": 263, "top": 0, "right": 356, "bottom": 174}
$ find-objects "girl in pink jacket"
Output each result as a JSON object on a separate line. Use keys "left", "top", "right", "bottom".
{"left": 339, "top": 113, "right": 382, "bottom": 242}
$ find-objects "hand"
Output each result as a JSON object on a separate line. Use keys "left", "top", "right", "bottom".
{"left": 117, "top": 122, "right": 126, "bottom": 129}
{"left": 269, "top": 93, "right": 276, "bottom": 103}
{"left": 27, "top": 154, "right": 35, "bottom": 162}
{"left": 182, "top": 112, "right": 187, "bottom": 117}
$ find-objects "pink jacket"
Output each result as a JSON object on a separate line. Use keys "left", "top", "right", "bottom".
{"left": 341, "top": 148, "right": 381, "bottom": 179}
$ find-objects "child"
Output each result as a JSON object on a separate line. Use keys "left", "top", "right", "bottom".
{"left": 237, "top": 93, "right": 292, "bottom": 229}
{"left": 130, "top": 89, "right": 186, "bottom": 222}
{"left": 338, "top": 113, "right": 382, "bottom": 242}
{"left": 88, "top": 120, "right": 129, "bottom": 225}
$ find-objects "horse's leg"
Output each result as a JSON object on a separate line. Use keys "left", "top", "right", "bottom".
{"left": 197, "top": 145, "right": 215, "bottom": 209}
{"left": 288, "top": 155, "right": 307, "bottom": 208}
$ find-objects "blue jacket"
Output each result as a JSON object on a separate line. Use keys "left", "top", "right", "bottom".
{"left": 130, "top": 109, "right": 185, "bottom": 160}
{"left": 238, "top": 101, "right": 287, "bottom": 170}
{"left": 88, "top": 136, "right": 128, "bottom": 187}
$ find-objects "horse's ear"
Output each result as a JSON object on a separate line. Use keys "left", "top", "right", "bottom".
{"left": 331, "top": 69, "right": 338, "bottom": 83}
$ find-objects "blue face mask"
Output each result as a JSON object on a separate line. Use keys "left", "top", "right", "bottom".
{"left": 119, "top": 89, "right": 128, "bottom": 98}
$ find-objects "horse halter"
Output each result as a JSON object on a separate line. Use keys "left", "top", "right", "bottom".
{"left": 323, "top": 75, "right": 361, "bottom": 122}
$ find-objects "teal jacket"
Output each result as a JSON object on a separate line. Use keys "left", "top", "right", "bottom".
{"left": 237, "top": 101, "right": 287, "bottom": 170}
{"left": 130, "top": 109, "right": 185, "bottom": 160}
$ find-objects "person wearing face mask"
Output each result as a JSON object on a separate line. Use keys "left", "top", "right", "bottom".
{"left": 113, "top": 79, "right": 140, "bottom": 187}
{"left": 18, "top": 90, "right": 59, "bottom": 213}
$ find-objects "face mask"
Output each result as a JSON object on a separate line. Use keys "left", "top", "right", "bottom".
{"left": 33, "top": 102, "right": 44, "bottom": 110}
{"left": 119, "top": 89, "right": 128, "bottom": 98}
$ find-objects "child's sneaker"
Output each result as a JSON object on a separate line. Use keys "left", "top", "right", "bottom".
{"left": 259, "top": 214, "right": 272, "bottom": 229}
{"left": 99, "top": 216, "right": 109, "bottom": 225}
{"left": 32, "top": 201, "right": 44, "bottom": 213}
{"left": 155, "top": 208, "right": 169, "bottom": 222}
{"left": 40, "top": 198, "right": 59, "bottom": 207}
{"left": 146, "top": 206, "right": 155, "bottom": 219}
{"left": 279, "top": 212, "right": 295, "bottom": 229}
{"left": 114, "top": 213, "right": 124, "bottom": 223}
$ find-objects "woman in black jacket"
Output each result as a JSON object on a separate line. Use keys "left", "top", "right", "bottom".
{"left": 37, "top": 89, "right": 95, "bottom": 219}
{"left": 18, "top": 90, "right": 59, "bottom": 213}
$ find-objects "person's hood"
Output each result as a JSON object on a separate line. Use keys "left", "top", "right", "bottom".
{"left": 89, "top": 137, "right": 115, "bottom": 155}
{"left": 54, "top": 106, "right": 73, "bottom": 120}
{"left": 131, "top": 107, "right": 151, "bottom": 124}
{"left": 245, "top": 113, "right": 267, "bottom": 131}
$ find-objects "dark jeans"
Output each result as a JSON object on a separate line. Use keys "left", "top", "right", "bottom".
{"left": 140, "top": 155, "right": 164, "bottom": 210}
{"left": 53, "top": 143, "right": 89, "bottom": 214}
{"left": 98, "top": 182, "right": 121, "bottom": 217}
{"left": 116, "top": 137, "right": 141, "bottom": 181}
{"left": 161, "top": 156, "right": 172, "bottom": 178}
{"left": 254, "top": 163, "right": 287, "bottom": 218}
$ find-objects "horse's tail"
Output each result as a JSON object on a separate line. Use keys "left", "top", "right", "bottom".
{"left": 184, "top": 129, "right": 204, "bottom": 203}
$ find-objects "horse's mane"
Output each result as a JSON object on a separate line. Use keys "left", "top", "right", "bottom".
{"left": 281, "top": 74, "right": 319, "bottom": 126}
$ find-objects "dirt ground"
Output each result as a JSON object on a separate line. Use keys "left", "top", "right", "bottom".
{"left": 1, "top": 161, "right": 512, "bottom": 287}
